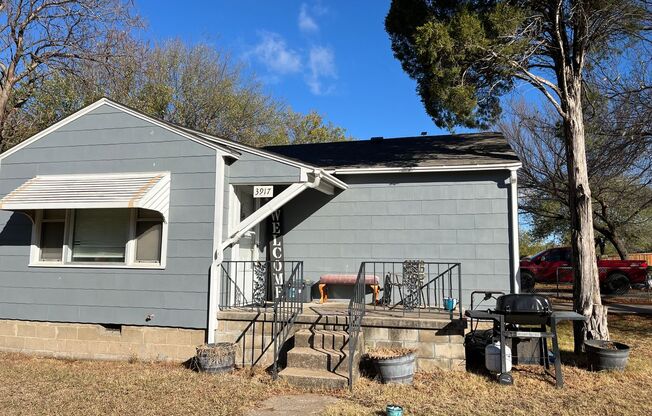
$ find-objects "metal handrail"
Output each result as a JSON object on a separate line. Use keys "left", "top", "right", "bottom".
{"left": 368, "top": 261, "right": 463, "bottom": 319}
{"left": 347, "top": 262, "right": 366, "bottom": 391}
{"left": 272, "top": 261, "right": 303, "bottom": 379}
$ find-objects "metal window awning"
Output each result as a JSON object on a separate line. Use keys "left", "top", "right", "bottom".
{"left": 0, "top": 172, "right": 171, "bottom": 221}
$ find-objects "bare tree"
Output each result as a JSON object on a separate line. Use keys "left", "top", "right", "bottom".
{"left": 0, "top": 0, "right": 139, "bottom": 150}
{"left": 502, "top": 95, "right": 652, "bottom": 259}
{"left": 387, "top": 0, "right": 652, "bottom": 349}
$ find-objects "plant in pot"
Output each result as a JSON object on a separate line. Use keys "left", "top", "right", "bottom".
{"left": 195, "top": 342, "right": 236, "bottom": 374}
{"left": 584, "top": 340, "right": 630, "bottom": 372}
{"left": 366, "top": 347, "right": 416, "bottom": 384}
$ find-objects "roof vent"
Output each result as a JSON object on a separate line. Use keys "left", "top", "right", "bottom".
{"left": 370, "top": 136, "right": 384, "bottom": 142}
{"left": 420, "top": 131, "right": 428, "bottom": 136}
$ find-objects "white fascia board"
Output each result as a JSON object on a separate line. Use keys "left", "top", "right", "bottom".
{"left": 100, "top": 100, "right": 240, "bottom": 159}
{"left": 329, "top": 162, "right": 522, "bottom": 175}
{"left": 0, "top": 98, "right": 240, "bottom": 162}
{"left": 191, "top": 131, "right": 348, "bottom": 190}
{"left": 193, "top": 131, "right": 313, "bottom": 170}
{"left": 0, "top": 99, "right": 107, "bottom": 161}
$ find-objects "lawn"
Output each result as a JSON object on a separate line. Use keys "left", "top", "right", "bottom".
{"left": 1, "top": 314, "right": 651, "bottom": 416}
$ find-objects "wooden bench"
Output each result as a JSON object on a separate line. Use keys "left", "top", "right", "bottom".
{"left": 318, "top": 274, "right": 380, "bottom": 304}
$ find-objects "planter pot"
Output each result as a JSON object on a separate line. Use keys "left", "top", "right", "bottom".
{"left": 374, "top": 353, "right": 416, "bottom": 384}
{"left": 585, "top": 340, "right": 630, "bottom": 372}
{"left": 196, "top": 343, "right": 236, "bottom": 374}
{"left": 386, "top": 405, "right": 404, "bottom": 416}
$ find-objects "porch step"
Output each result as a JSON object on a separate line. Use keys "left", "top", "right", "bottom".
{"left": 294, "top": 329, "right": 350, "bottom": 350}
{"left": 277, "top": 328, "right": 363, "bottom": 389}
{"left": 287, "top": 347, "right": 359, "bottom": 375}
{"left": 278, "top": 367, "right": 349, "bottom": 390}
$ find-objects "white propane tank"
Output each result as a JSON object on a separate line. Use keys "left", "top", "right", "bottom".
{"left": 485, "top": 341, "right": 512, "bottom": 373}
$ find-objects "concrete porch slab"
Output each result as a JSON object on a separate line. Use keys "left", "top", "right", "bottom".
{"left": 217, "top": 301, "right": 466, "bottom": 330}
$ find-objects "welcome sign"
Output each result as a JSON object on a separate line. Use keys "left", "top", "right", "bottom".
{"left": 268, "top": 208, "right": 284, "bottom": 298}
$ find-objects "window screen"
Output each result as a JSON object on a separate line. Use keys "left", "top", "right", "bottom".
{"left": 72, "top": 209, "right": 129, "bottom": 262}
{"left": 39, "top": 221, "right": 65, "bottom": 261}
{"left": 135, "top": 221, "right": 162, "bottom": 263}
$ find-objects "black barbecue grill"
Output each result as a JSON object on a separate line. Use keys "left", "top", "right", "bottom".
{"left": 495, "top": 294, "right": 554, "bottom": 325}
{"left": 465, "top": 293, "right": 586, "bottom": 388}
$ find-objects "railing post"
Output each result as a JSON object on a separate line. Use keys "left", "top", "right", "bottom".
{"left": 457, "top": 263, "right": 462, "bottom": 321}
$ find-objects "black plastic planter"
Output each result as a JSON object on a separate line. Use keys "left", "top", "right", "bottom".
{"left": 585, "top": 340, "right": 630, "bottom": 372}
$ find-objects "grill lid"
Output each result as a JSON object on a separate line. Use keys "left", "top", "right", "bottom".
{"left": 495, "top": 294, "right": 553, "bottom": 314}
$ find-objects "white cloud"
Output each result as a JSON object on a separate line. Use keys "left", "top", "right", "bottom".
{"left": 247, "top": 32, "right": 302, "bottom": 75}
{"left": 306, "top": 45, "right": 337, "bottom": 95}
{"left": 298, "top": 3, "right": 319, "bottom": 33}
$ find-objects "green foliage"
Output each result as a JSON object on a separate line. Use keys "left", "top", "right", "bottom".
{"left": 519, "top": 229, "right": 556, "bottom": 258}
{"left": 386, "top": 0, "right": 525, "bottom": 129}
{"left": 385, "top": 0, "right": 650, "bottom": 129}
{"left": 10, "top": 41, "right": 350, "bottom": 149}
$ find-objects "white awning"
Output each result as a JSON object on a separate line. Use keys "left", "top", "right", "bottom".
{"left": 0, "top": 172, "right": 171, "bottom": 221}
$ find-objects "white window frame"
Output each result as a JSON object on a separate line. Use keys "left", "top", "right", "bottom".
{"left": 29, "top": 208, "right": 167, "bottom": 269}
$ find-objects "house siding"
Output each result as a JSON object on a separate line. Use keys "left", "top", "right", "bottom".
{"left": 280, "top": 171, "right": 512, "bottom": 305}
{"left": 228, "top": 151, "right": 302, "bottom": 184}
{"left": 0, "top": 104, "right": 216, "bottom": 329}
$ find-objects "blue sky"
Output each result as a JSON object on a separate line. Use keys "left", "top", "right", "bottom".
{"left": 134, "top": 1, "right": 454, "bottom": 140}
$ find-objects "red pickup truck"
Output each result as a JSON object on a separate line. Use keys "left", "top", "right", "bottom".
{"left": 519, "top": 247, "right": 651, "bottom": 294}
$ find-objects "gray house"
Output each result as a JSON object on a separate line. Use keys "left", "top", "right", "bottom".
{"left": 0, "top": 98, "right": 521, "bottom": 371}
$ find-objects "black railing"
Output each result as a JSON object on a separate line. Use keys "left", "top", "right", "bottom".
{"left": 347, "top": 262, "right": 366, "bottom": 391}
{"left": 272, "top": 261, "right": 303, "bottom": 379}
{"left": 219, "top": 260, "right": 303, "bottom": 310}
{"left": 357, "top": 261, "right": 463, "bottom": 320}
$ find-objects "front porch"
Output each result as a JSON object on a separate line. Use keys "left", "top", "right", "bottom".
{"left": 215, "top": 301, "right": 466, "bottom": 375}
{"left": 216, "top": 259, "right": 467, "bottom": 388}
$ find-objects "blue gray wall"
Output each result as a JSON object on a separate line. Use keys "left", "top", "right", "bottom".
{"left": 280, "top": 171, "right": 513, "bottom": 305}
{"left": 0, "top": 104, "right": 216, "bottom": 329}
{"left": 228, "top": 150, "right": 302, "bottom": 185}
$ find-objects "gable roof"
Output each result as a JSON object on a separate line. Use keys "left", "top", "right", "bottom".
{"left": 263, "top": 133, "right": 521, "bottom": 173}
{"left": 0, "top": 98, "right": 348, "bottom": 190}
{"left": 0, "top": 98, "right": 240, "bottom": 161}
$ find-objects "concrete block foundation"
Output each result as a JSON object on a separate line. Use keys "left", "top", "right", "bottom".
{"left": 0, "top": 319, "right": 205, "bottom": 362}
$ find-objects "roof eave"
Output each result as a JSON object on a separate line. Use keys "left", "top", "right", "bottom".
{"left": 328, "top": 162, "right": 522, "bottom": 175}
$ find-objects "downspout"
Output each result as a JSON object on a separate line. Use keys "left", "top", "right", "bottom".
{"left": 509, "top": 168, "right": 520, "bottom": 293}
{"left": 207, "top": 169, "right": 324, "bottom": 343}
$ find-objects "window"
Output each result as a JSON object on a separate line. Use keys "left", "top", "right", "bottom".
{"left": 135, "top": 209, "right": 162, "bottom": 263}
{"left": 39, "top": 209, "right": 65, "bottom": 262}
{"left": 31, "top": 208, "right": 166, "bottom": 268}
{"left": 72, "top": 209, "right": 130, "bottom": 263}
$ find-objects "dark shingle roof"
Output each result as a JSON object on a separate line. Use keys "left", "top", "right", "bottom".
{"left": 263, "top": 132, "right": 519, "bottom": 170}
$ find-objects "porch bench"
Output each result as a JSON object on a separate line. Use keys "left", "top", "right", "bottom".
{"left": 318, "top": 274, "right": 380, "bottom": 304}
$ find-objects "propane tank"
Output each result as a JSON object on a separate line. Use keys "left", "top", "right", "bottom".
{"left": 485, "top": 341, "right": 512, "bottom": 373}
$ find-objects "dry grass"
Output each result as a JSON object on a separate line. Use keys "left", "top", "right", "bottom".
{"left": 1, "top": 314, "right": 651, "bottom": 416}
{"left": 325, "top": 314, "right": 652, "bottom": 416}
{"left": 0, "top": 357, "right": 297, "bottom": 415}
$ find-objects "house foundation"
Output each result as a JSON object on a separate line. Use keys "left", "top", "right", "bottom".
{"left": 0, "top": 319, "right": 205, "bottom": 362}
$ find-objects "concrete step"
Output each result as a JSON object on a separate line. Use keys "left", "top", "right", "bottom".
{"left": 287, "top": 347, "right": 360, "bottom": 375}
{"left": 294, "top": 329, "right": 350, "bottom": 350}
{"left": 278, "top": 367, "right": 349, "bottom": 390}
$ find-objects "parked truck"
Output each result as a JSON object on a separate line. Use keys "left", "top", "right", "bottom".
{"left": 519, "top": 247, "right": 651, "bottom": 294}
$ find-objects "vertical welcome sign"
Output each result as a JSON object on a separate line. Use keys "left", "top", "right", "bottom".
{"left": 268, "top": 208, "right": 284, "bottom": 299}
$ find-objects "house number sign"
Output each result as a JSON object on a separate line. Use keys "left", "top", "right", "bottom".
{"left": 253, "top": 185, "right": 273, "bottom": 198}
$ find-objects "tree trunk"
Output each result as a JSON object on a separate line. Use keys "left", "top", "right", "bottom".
{"left": 562, "top": 79, "right": 609, "bottom": 354}
{"left": 610, "top": 233, "right": 628, "bottom": 261}
{"left": 595, "top": 225, "right": 629, "bottom": 260}
{"left": 0, "top": 87, "right": 12, "bottom": 152}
